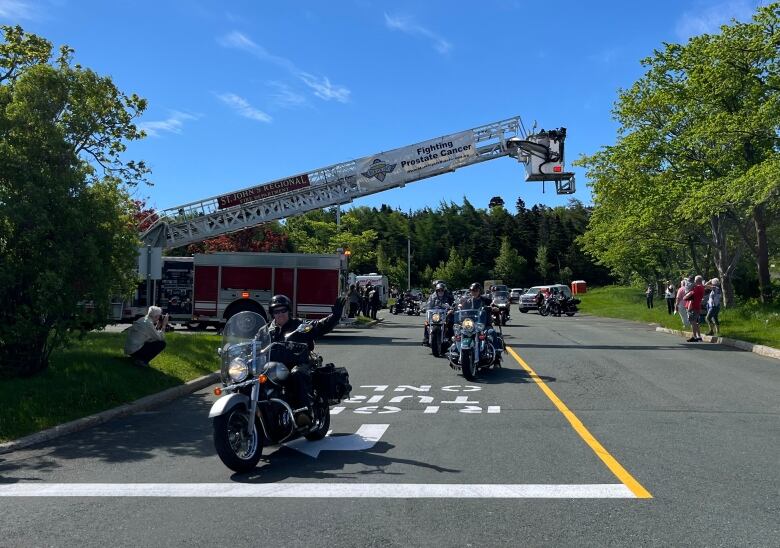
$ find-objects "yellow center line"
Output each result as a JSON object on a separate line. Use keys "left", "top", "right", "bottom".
{"left": 506, "top": 345, "right": 652, "bottom": 499}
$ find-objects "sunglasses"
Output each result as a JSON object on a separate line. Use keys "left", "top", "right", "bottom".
{"left": 272, "top": 308, "right": 289, "bottom": 315}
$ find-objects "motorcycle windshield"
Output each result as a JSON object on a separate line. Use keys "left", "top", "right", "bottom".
{"left": 454, "top": 308, "right": 487, "bottom": 325}
{"left": 492, "top": 291, "right": 509, "bottom": 305}
{"left": 220, "top": 311, "right": 270, "bottom": 383}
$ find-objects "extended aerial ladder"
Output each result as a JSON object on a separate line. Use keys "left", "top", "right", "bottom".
{"left": 141, "top": 116, "right": 574, "bottom": 250}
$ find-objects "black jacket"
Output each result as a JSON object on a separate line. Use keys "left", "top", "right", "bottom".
{"left": 427, "top": 292, "right": 454, "bottom": 309}
{"left": 259, "top": 299, "right": 344, "bottom": 351}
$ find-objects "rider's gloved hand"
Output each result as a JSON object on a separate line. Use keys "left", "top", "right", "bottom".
{"left": 333, "top": 296, "right": 346, "bottom": 316}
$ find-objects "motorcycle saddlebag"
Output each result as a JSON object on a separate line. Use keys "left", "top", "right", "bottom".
{"left": 313, "top": 363, "right": 352, "bottom": 405}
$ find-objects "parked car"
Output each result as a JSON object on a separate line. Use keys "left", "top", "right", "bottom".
{"left": 509, "top": 288, "right": 525, "bottom": 303}
{"left": 518, "top": 284, "right": 572, "bottom": 313}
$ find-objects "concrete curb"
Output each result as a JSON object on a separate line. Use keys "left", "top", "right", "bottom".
{"left": 0, "top": 371, "right": 220, "bottom": 455}
{"left": 655, "top": 327, "right": 780, "bottom": 360}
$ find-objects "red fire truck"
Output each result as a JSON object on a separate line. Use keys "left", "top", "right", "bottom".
{"left": 118, "top": 252, "right": 345, "bottom": 327}
{"left": 192, "top": 252, "right": 345, "bottom": 326}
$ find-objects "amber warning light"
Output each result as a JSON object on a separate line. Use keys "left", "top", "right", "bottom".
{"left": 242, "top": 291, "right": 249, "bottom": 298}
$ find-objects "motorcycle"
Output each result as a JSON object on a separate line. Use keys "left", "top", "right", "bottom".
{"left": 560, "top": 296, "right": 580, "bottom": 317}
{"left": 425, "top": 305, "right": 451, "bottom": 357}
{"left": 491, "top": 291, "right": 511, "bottom": 326}
{"left": 447, "top": 307, "right": 502, "bottom": 381}
{"left": 405, "top": 299, "right": 421, "bottom": 316}
{"left": 539, "top": 294, "right": 560, "bottom": 317}
{"left": 209, "top": 311, "right": 352, "bottom": 473}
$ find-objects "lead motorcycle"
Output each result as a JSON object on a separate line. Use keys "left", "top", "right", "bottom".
{"left": 209, "top": 311, "right": 352, "bottom": 473}
{"left": 447, "top": 307, "right": 502, "bottom": 381}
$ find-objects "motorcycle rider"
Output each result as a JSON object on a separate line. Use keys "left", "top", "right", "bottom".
{"left": 460, "top": 282, "right": 503, "bottom": 362}
{"left": 258, "top": 294, "right": 346, "bottom": 425}
{"left": 422, "top": 282, "right": 454, "bottom": 346}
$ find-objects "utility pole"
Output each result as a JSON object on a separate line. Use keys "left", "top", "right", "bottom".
{"left": 407, "top": 237, "right": 411, "bottom": 290}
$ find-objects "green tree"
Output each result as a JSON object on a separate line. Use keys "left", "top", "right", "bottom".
{"left": 0, "top": 27, "right": 147, "bottom": 377}
{"left": 577, "top": 4, "right": 779, "bottom": 304}
{"left": 536, "top": 244, "right": 552, "bottom": 282}
{"left": 492, "top": 237, "right": 527, "bottom": 287}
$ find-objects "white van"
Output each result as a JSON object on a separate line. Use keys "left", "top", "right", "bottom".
{"left": 353, "top": 274, "right": 389, "bottom": 307}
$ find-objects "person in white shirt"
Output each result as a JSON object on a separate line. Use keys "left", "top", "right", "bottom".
{"left": 704, "top": 278, "right": 722, "bottom": 336}
{"left": 124, "top": 306, "right": 167, "bottom": 367}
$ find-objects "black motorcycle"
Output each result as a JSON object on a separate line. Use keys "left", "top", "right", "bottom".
{"left": 405, "top": 299, "right": 421, "bottom": 316}
{"left": 425, "top": 304, "right": 451, "bottom": 357}
{"left": 209, "top": 311, "right": 351, "bottom": 473}
{"left": 560, "top": 296, "right": 580, "bottom": 317}
{"left": 448, "top": 308, "right": 502, "bottom": 381}
{"left": 491, "top": 290, "right": 511, "bottom": 326}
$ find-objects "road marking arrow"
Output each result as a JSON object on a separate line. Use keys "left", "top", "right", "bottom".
{"left": 283, "top": 424, "right": 389, "bottom": 458}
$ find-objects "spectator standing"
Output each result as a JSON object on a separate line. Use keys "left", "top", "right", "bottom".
{"left": 347, "top": 284, "right": 360, "bottom": 318}
{"left": 124, "top": 306, "right": 168, "bottom": 367}
{"left": 675, "top": 279, "right": 691, "bottom": 328}
{"left": 705, "top": 278, "right": 722, "bottom": 336}
{"left": 664, "top": 281, "right": 676, "bottom": 315}
{"left": 645, "top": 284, "right": 655, "bottom": 309}
{"left": 684, "top": 275, "right": 706, "bottom": 342}
{"left": 370, "top": 286, "right": 380, "bottom": 320}
{"left": 362, "top": 284, "right": 372, "bottom": 317}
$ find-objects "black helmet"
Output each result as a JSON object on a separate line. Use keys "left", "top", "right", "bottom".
{"left": 469, "top": 282, "right": 481, "bottom": 292}
{"left": 435, "top": 282, "right": 446, "bottom": 291}
{"left": 269, "top": 294, "right": 292, "bottom": 313}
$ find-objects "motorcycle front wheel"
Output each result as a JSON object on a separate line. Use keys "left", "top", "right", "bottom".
{"left": 431, "top": 326, "right": 441, "bottom": 357}
{"left": 565, "top": 311, "right": 576, "bottom": 317}
{"left": 305, "top": 396, "right": 331, "bottom": 441}
{"left": 539, "top": 306, "right": 549, "bottom": 317}
{"left": 213, "top": 408, "right": 262, "bottom": 473}
{"left": 461, "top": 349, "right": 477, "bottom": 381}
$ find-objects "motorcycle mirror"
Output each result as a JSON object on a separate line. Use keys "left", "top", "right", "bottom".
{"left": 216, "top": 347, "right": 222, "bottom": 357}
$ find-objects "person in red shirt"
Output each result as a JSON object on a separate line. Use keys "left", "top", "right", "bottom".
{"left": 684, "top": 275, "right": 706, "bottom": 342}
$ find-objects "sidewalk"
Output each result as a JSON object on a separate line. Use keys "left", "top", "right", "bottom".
{"left": 655, "top": 326, "right": 780, "bottom": 361}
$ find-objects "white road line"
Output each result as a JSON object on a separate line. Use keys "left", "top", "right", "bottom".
{"left": 0, "top": 483, "right": 636, "bottom": 498}
{"left": 330, "top": 407, "right": 345, "bottom": 415}
{"left": 423, "top": 406, "right": 439, "bottom": 413}
{"left": 487, "top": 406, "right": 501, "bottom": 413}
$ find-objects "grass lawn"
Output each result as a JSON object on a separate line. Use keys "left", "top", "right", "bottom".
{"left": 579, "top": 286, "right": 780, "bottom": 349}
{"left": 0, "top": 332, "right": 220, "bottom": 443}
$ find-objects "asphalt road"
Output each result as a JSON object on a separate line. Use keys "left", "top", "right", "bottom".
{"left": 1, "top": 310, "right": 778, "bottom": 547}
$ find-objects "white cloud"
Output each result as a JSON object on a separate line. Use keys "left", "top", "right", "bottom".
{"left": 219, "top": 31, "right": 351, "bottom": 103}
{"left": 298, "top": 72, "right": 351, "bottom": 103}
{"left": 675, "top": 0, "right": 758, "bottom": 39}
{"left": 138, "top": 111, "right": 197, "bottom": 138}
{"left": 217, "top": 93, "right": 272, "bottom": 123}
{"left": 384, "top": 13, "right": 452, "bottom": 54}
{"left": 0, "top": 0, "right": 37, "bottom": 20}
{"left": 267, "top": 81, "right": 308, "bottom": 109}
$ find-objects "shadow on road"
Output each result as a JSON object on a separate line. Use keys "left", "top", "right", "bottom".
{"left": 231, "top": 440, "right": 460, "bottom": 483}
{"left": 473, "top": 367, "right": 556, "bottom": 385}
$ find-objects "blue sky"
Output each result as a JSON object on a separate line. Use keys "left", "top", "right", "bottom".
{"left": 1, "top": 0, "right": 767, "bottom": 213}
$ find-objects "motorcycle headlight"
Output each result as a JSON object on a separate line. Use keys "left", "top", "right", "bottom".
{"left": 263, "top": 361, "right": 290, "bottom": 385}
{"left": 432, "top": 313, "right": 441, "bottom": 322}
{"left": 228, "top": 358, "right": 249, "bottom": 383}
{"left": 462, "top": 318, "right": 474, "bottom": 331}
